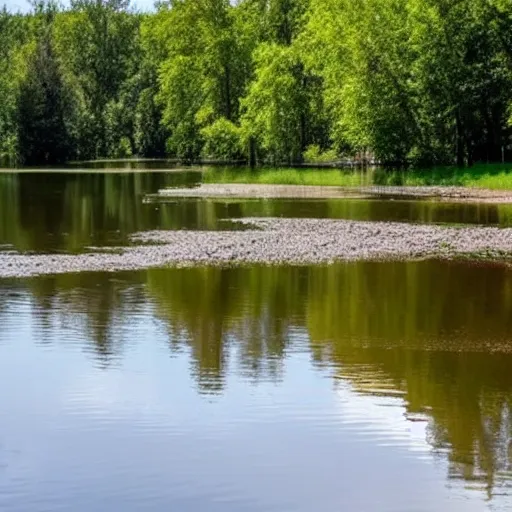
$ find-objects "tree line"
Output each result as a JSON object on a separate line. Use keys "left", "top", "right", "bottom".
{"left": 1, "top": 0, "right": 512, "bottom": 166}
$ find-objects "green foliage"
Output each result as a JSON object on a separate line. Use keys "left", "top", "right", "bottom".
{"left": 303, "top": 144, "right": 338, "bottom": 163}
{"left": 17, "top": 4, "right": 71, "bottom": 164}
{"left": 2, "top": 0, "right": 512, "bottom": 166}
{"left": 134, "top": 85, "right": 166, "bottom": 156}
{"left": 268, "top": 0, "right": 309, "bottom": 45}
{"left": 240, "top": 43, "right": 305, "bottom": 163}
{"left": 201, "top": 118, "right": 243, "bottom": 161}
{"left": 0, "top": 8, "right": 34, "bottom": 164}
{"left": 116, "top": 137, "right": 133, "bottom": 158}
{"left": 302, "top": 0, "right": 512, "bottom": 165}
{"left": 53, "top": 0, "right": 141, "bottom": 158}
{"left": 151, "top": 0, "right": 253, "bottom": 160}
{"left": 301, "top": 0, "right": 418, "bottom": 162}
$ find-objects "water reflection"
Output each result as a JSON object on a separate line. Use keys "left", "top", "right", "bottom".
{"left": 0, "top": 172, "right": 200, "bottom": 252}
{"left": 2, "top": 260, "right": 512, "bottom": 503}
{"left": 67, "top": 159, "right": 183, "bottom": 171}
{"left": 3, "top": 171, "right": 512, "bottom": 254}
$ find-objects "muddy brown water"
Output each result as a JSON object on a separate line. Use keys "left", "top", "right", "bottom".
{"left": 1, "top": 168, "right": 512, "bottom": 511}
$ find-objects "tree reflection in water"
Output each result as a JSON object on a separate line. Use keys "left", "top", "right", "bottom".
{"left": 2, "top": 259, "right": 512, "bottom": 497}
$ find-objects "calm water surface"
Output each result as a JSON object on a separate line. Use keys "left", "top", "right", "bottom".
{"left": 2, "top": 170, "right": 512, "bottom": 253}
{"left": 1, "top": 169, "right": 512, "bottom": 511}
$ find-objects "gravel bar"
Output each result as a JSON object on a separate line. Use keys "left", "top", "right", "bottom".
{"left": 154, "top": 183, "right": 512, "bottom": 202}
{"left": 1, "top": 218, "right": 512, "bottom": 278}
{"left": 152, "top": 183, "right": 364, "bottom": 199}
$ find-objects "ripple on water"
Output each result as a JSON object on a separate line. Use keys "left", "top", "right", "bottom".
{"left": 2, "top": 262, "right": 512, "bottom": 511}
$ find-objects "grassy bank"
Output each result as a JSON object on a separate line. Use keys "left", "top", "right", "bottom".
{"left": 381, "top": 164, "right": 512, "bottom": 189}
{"left": 203, "top": 164, "right": 512, "bottom": 189}
{"left": 203, "top": 167, "right": 373, "bottom": 187}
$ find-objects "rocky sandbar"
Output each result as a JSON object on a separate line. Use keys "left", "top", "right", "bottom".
{"left": 1, "top": 218, "right": 512, "bottom": 278}
{"left": 154, "top": 183, "right": 512, "bottom": 203}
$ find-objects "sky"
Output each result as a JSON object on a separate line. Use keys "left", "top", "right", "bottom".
{"left": 2, "top": 0, "right": 155, "bottom": 12}
{"left": 3, "top": 0, "right": 30, "bottom": 10}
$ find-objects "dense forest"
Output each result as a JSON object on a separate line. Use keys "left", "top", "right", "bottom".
{"left": 1, "top": 0, "right": 512, "bottom": 166}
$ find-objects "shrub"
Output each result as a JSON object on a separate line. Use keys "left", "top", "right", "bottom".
{"left": 303, "top": 144, "right": 338, "bottom": 163}
{"left": 201, "top": 118, "right": 243, "bottom": 161}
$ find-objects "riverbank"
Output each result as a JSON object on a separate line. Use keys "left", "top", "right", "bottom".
{"left": 202, "top": 164, "right": 512, "bottom": 190}
{"left": 154, "top": 183, "right": 512, "bottom": 202}
{"left": 2, "top": 218, "right": 512, "bottom": 278}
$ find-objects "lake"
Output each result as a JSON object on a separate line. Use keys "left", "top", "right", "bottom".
{"left": 1, "top": 168, "right": 512, "bottom": 511}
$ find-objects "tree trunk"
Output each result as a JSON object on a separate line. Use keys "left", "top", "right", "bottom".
{"left": 224, "top": 65, "right": 231, "bottom": 121}
{"left": 248, "top": 136, "right": 256, "bottom": 169}
{"left": 456, "top": 110, "right": 464, "bottom": 167}
{"left": 299, "top": 112, "right": 306, "bottom": 163}
{"left": 493, "top": 103, "right": 503, "bottom": 163}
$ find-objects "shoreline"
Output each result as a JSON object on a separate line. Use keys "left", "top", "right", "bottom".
{"left": 2, "top": 218, "right": 512, "bottom": 278}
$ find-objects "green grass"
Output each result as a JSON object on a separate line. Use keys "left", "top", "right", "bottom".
{"left": 374, "top": 163, "right": 512, "bottom": 189}
{"left": 203, "top": 167, "right": 373, "bottom": 187}
{"left": 203, "top": 164, "right": 512, "bottom": 190}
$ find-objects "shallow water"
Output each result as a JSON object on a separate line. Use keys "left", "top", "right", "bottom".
{"left": 1, "top": 169, "right": 512, "bottom": 511}
{"left": 1, "top": 171, "right": 512, "bottom": 254}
